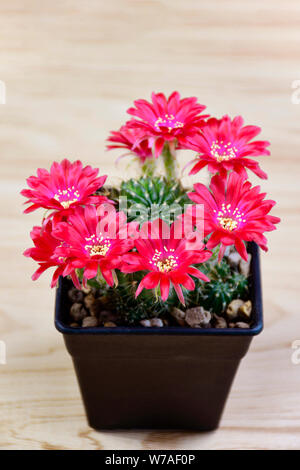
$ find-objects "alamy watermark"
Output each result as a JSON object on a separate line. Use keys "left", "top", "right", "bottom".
{"left": 0, "top": 80, "right": 6, "bottom": 104}
{"left": 291, "top": 80, "right": 300, "bottom": 104}
{"left": 0, "top": 340, "right": 6, "bottom": 365}
{"left": 291, "top": 340, "right": 300, "bottom": 365}
{"left": 95, "top": 201, "right": 204, "bottom": 250}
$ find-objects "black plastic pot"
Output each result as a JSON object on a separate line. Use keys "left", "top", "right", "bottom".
{"left": 55, "top": 242, "right": 263, "bottom": 430}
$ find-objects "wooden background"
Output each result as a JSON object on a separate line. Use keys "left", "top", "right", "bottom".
{"left": 0, "top": 0, "right": 299, "bottom": 450}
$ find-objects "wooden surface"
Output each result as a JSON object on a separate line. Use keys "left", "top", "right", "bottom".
{"left": 0, "top": 0, "right": 299, "bottom": 450}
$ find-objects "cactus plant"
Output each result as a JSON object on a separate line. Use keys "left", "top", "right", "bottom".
{"left": 118, "top": 176, "right": 189, "bottom": 224}
{"left": 166, "top": 258, "right": 249, "bottom": 315}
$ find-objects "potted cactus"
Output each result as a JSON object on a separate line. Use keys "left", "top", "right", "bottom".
{"left": 22, "top": 92, "right": 280, "bottom": 430}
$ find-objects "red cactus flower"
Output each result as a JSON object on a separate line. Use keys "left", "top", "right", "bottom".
{"left": 23, "top": 220, "right": 73, "bottom": 288}
{"left": 21, "top": 159, "right": 110, "bottom": 218}
{"left": 188, "top": 172, "right": 280, "bottom": 261}
{"left": 107, "top": 124, "right": 153, "bottom": 163}
{"left": 185, "top": 115, "right": 270, "bottom": 179}
{"left": 127, "top": 91, "right": 208, "bottom": 158}
{"left": 122, "top": 219, "right": 211, "bottom": 304}
{"left": 53, "top": 205, "right": 137, "bottom": 287}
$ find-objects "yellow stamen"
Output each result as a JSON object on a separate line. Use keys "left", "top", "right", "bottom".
{"left": 211, "top": 140, "right": 237, "bottom": 162}
{"left": 218, "top": 217, "right": 238, "bottom": 231}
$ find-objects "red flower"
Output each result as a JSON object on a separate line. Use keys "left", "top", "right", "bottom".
{"left": 122, "top": 219, "right": 211, "bottom": 304}
{"left": 53, "top": 205, "right": 137, "bottom": 287}
{"left": 23, "top": 220, "right": 71, "bottom": 288}
{"left": 21, "top": 159, "right": 110, "bottom": 218}
{"left": 127, "top": 91, "right": 208, "bottom": 158}
{"left": 185, "top": 115, "right": 270, "bottom": 179}
{"left": 188, "top": 173, "right": 280, "bottom": 261}
{"left": 107, "top": 124, "right": 153, "bottom": 163}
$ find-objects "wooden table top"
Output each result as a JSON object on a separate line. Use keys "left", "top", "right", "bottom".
{"left": 0, "top": 0, "right": 299, "bottom": 450}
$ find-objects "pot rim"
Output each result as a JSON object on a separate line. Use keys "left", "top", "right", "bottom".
{"left": 55, "top": 242, "right": 263, "bottom": 337}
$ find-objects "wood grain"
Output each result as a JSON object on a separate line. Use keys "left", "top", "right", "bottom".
{"left": 0, "top": 0, "right": 299, "bottom": 450}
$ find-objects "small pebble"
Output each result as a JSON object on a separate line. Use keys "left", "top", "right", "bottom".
{"left": 227, "top": 251, "right": 241, "bottom": 269}
{"left": 81, "top": 286, "right": 92, "bottom": 294}
{"left": 103, "top": 321, "right": 117, "bottom": 327}
{"left": 140, "top": 319, "right": 151, "bottom": 327}
{"left": 84, "top": 293, "right": 96, "bottom": 310}
{"left": 170, "top": 307, "right": 186, "bottom": 326}
{"left": 213, "top": 314, "right": 228, "bottom": 329}
{"left": 99, "top": 310, "right": 118, "bottom": 323}
{"left": 239, "top": 300, "right": 252, "bottom": 320}
{"left": 226, "top": 299, "right": 244, "bottom": 320}
{"left": 185, "top": 306, "right": 211, "bottom": 327}
{"left": 82, "top": 316, "right": 98, "bottom": 328}
{"left": 89, "top": 299, "right": 103, "bottom": 317}
{"left": 235, "top": 322, "right": 250, "bottom": 329}
{"left": 225, "top": 245, "right": 236, "bottom": 256}
{"left": 84, "top": 294, "right": 102, "bottom": 316}
{"left": 98, "top": 295, "right": 111, "bottom": 307}
{"left": 70, "top": 303, "right": 88, "bottom": 322}
{"left": 150, "top": 318, "right": 164, "bottom": 327}
{"left": 224, "top": 246, "right": 231, "bottom": 257}
{"left": 239, "top": 254, "right": 251, "bottom": 277}
{"left": 68, "top": 287, "right": 84, "bottom": 303}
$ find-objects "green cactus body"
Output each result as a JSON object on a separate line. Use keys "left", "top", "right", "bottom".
{"left": 177, "top": 259, "right": 249, "bottom": 315}
{"left": 106, "top": 272, "right": 169, "bottom": 324}
{"left": 119, "top": 176, "right": 189, "bottom": 224}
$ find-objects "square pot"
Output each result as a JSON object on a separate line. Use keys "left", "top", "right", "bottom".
{"left": 55, "top": 242, "right": 263, "bottom": 430}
